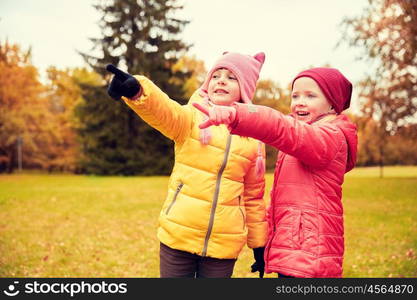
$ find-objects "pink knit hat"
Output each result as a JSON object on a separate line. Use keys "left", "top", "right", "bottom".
{"left": 200, "top": 51, "right": 266, "bottom": 103}
{"left": 291, "top": 67, "right": 353, "bottom": 114}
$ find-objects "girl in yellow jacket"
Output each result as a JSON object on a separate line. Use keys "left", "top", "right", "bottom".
{"left": 106, "top": 51, "right": 268, "bottom": 278}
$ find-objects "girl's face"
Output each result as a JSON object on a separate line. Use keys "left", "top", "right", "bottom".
{"left": 207, "top": 68, "right": 241, "bottom": 106}
{"left": 291, "top": 77, "right": 334, "bottom": 123}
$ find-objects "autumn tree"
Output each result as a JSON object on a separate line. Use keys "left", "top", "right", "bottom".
{"left": 0, "top": 41, "right": 55, "bottom": 173}
{"left": 386, "top": 123, "right": 417, "bottom": 165}
{"left": 340, "top": 0, "right": 417, "bottom": 175}
{"left": 171, "top": 55, "right": 206, "bottom": 99}
{"left": 350, "top": 114, "right": 381, "bottom": 166}
{"left": 43, "top": 67, "right": 102, "bottom": 172}
{"left": 77, "top": 0, "right": 191, "bottom": 175}
{"left": 353, "top": 114, "right": 417, "bottom": 166}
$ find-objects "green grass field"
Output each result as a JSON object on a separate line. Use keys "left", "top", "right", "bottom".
{"left": 0, "top": 166, "right": 416, "bottom": 278}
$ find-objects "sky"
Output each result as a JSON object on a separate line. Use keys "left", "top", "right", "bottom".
{"left": 1, "top": 0, "right": 372, "bottom": 111}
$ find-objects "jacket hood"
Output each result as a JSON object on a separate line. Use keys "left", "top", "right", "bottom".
{"left": 287, "top": 112, "right": 357, "bottom": 173}
{"left": 334, "top": 114, "right": 358, "bottom": 172}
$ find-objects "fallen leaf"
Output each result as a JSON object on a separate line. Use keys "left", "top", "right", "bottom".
{"left": 406, "top": 249, "right": 414, "bottom": 258}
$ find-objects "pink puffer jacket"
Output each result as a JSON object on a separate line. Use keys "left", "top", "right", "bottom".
{"left": 230, "top": 103, "right": 358, "bottom": 277}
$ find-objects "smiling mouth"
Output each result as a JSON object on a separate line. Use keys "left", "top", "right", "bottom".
{"left": 214, "top": 89, "right": 228, "bottom": 94}
{"left": 296, "top": 111, "right": 310, "bottom": 116}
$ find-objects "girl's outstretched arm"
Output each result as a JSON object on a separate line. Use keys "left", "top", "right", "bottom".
{"left": 230, "top": 103, "right": 353, "bottom": 169}
{"left": 122, "top": 76, "right": 193, "bottom": 143}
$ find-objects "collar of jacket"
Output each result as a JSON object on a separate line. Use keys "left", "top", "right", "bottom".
{"left": 288, "top": 112, "right": 338, "bottom": 125}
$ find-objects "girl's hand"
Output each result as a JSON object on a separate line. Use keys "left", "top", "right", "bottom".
{"left": 106, "top": 64, "right": 141, "bottom": 101}
{"left": 193, "top": 102, "right": 237, "bottom": 129}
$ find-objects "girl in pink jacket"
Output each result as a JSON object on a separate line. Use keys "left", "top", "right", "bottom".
{"left": 194, "top": 67, "right": 358, "bottom": 277}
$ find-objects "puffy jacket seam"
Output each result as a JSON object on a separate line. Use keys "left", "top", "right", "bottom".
{"left": 219, "top": 202, "right": 242, "bottom": 207}
{"left": 269, "top": 246, "right": 318, "bottom": 258}
{"left": 316, "top": 210, "right": 343, "bottom": 217}
{"left": 188, "top": 135, "right": 227, "bottom": 152}
{"left": 317, "top": 254, "right": 343, "bottom": 258}
{"left": 271, "top": 263, "right": 341, "bottom": 277}
{"left": 247, "top": 220, "right": 267, "bottom": 225}
{"left": 213, "top": 231, "right": 247, "bottom": 236}
{"left": 269, "top": 265, "right": 314, "bottom": 277}
{"left": 278, "top": 226, "right": 335, "bottom": 235}
{"left": 188, "top": 136, "right": 254, "bottom": 162}
{"left": 321, "top": 127, "right": 345, "bottom": 168}
{"left": 167, "top": 190, "right": 209, "bottom": 204}
{"left": 274, "top": 205, "right": 343, "bottom": 217}
{"left": 294, "top": 124, "right": 303, "bottom": 159}
{"left": 270, "top": 244, "right": 313, "bottom": 253}
{"left": 188, "top": 133, "right": 249, "bottom": 154}
{"left": 175, "top": 104, "right": 193, "bottom": 143}
{"left": 331, "top": 156, "right": 346, "bottom": 168}
{"left": 175, "top": 161, "right": 246, "bottom": 185}
{"left": 232, "top": 154, "right": 252, "bottom": 163}
{"left": 276, "top": 182, "right": 316, "bottom": 187}
{"left": 319, "top": 189, "right": 340, "bottom": 197}
{"left": 319, "top": 233, "right": 344, "bottom": 238}
{"left": 173, "top": 115, "right": 191, "bottom": 148}
{"left": 164, "top": 217, "right": 208, "bottom": 232}
{"left": 176, "top": 161, "right": 217, "bottom": 176}
{"left": 275, "top": 224, "right": 292, "bottom": 228}
{"left": 164, "top": 212, "right": 248, "bottom": 236}
{"left": 301, "top": 126, "right": 344, "bottom": 170}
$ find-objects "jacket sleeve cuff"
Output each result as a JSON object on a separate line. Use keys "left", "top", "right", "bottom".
{"left": 129, "top": 86, "right": 143, "bottom": 100}
{"left": 229, "top": 103, "right": 254, "bottom": 136}
{"left": 122, "top": 75, "right": 150, "bottom": 106}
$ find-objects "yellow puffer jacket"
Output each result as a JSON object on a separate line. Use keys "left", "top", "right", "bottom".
{"left": 123, "top": 76, "right": 268, "bottom": 259}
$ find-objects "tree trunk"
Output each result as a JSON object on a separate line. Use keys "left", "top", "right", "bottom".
{"left": 379, "top": 136, "right": 384, "bottom": 178}
{"left": 7, "top": 148, "right": 15, "bottom": 173}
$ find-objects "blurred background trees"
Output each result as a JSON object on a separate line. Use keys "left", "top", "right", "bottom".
{"left": 0, "top": 42, "right": 53, "bottom": 173}
{"left": 0, "top": 0, "right": 416, "bottom": 174}
{"left": 76, "top": 0, "right": 191, "bottom": 175}
{"left": 340, "top": 0, "right": 417, "bottom": 176}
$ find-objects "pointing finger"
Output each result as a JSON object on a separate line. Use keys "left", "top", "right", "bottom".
{"left": 192, "top": 102, "right": 210, "bottom": 116}
{"left": 199, "top": 119, "right": 214, "bottom": 129}
{"left": 106, "top": 64, "right": 129, "bottom": 80}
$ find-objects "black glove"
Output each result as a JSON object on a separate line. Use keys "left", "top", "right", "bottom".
{"left": 250, "top": 247, "right": 265, "bottom": 278}
{"left": 106, "top": 64, "right": 141, "bottom": 101}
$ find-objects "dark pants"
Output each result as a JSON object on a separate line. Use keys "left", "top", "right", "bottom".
{"left": 159, "top": 243, "right": 236, "bottom": 278}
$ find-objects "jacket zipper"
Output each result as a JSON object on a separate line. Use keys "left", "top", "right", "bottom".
{"left": 238, "top": 196, "right": 246, "bottom": 230}
{"left": 201, "top": 134, "right": 232, "bottom": 256}
{"left": 165, "top": 182, "right": 184, "bottom": 214}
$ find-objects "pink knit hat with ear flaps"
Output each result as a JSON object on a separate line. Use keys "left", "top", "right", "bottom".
{"left": 200, "top": 51, "right": 266, "bottom": 103}
{"left": 291, "top": 67, "right": 353, "bottom": 114}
